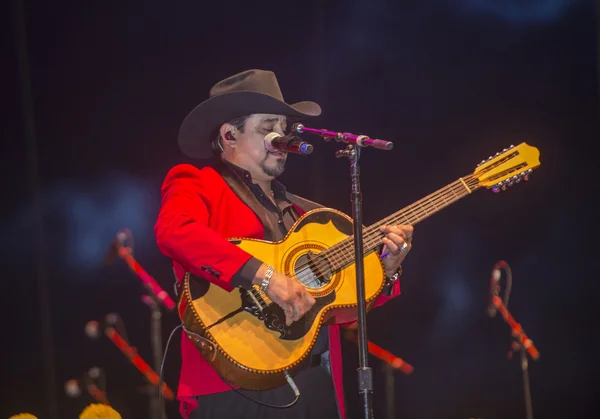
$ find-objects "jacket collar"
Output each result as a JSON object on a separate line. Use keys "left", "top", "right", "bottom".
{"left": 213, "top": 159, "right": 279, "bottom": 241}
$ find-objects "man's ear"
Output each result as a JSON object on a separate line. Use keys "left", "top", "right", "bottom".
{"left": 219, "top": 124, "right": 237, "bottom": 149}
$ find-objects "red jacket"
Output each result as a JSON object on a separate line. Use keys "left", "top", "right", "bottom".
{"left": 154, "top": 163, "right": 401, "bottom": 418}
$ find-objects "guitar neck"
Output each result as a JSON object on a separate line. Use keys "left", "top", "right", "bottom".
{"left": 326, "top": 174, "right": 481, "bottom": 270}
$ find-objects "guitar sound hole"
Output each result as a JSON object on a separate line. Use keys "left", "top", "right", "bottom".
{"left": 294, "top": 251, "right": 332, "bottom": 289}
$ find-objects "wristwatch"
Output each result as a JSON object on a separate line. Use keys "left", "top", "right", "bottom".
{"left": 382, "top": 265, "right": 403, "bottom": 296}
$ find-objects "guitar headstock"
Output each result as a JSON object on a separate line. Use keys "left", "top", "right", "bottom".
{"left": 473, "top": 143, "right": 541, "bottom": 192}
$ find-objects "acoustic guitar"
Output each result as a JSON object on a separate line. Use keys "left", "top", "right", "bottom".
{"left": 178, "top": 142, "right": 541, "bottom": 390}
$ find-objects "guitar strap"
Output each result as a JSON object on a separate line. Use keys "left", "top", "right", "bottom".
{"left": 285, "top": 192, "right": 324, "bottom": 213}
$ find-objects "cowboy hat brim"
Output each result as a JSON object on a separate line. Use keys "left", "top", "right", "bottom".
{"left": 178, "top": 91, "right": 322, "bottom": 159}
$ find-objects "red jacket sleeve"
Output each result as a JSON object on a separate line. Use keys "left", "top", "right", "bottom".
{"left": 154, "top": 164, "right": 254, "bottom": 292}
{"left": 372, "top": 280, "right": 401, "bottom": 307}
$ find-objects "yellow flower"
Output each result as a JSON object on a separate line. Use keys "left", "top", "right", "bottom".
{"left": 8, "top": 414, "right": 37, "bottom": 419}
{"left": 79, "top": 403, "right": 122, "bottom": 419}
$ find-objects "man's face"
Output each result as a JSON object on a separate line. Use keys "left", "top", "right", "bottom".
{"left": 228, "top": 113, "right": 288, "bottom": 180}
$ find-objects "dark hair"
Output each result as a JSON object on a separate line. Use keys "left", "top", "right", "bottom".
{"left": 212, "top": 115, "right": 250, "bottom": 158}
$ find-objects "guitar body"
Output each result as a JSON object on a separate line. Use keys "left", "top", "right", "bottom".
{"left": 179, "top": 208, "right": 386, "bottom": 390}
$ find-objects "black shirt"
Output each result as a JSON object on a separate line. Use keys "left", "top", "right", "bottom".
{"left": 223, "top": 160, "right": 329, "bottom": 357}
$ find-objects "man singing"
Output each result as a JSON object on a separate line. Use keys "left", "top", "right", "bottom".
{"left": 154, "top": 69, "right": 414, "bottom": 419}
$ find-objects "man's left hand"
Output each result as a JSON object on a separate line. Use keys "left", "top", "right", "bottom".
{"left": 380, "top": 224, "right": 414, "bottom": 276}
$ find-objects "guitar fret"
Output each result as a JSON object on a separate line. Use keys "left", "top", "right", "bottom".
{"left": 417, "top": 200, "right": 429, "bottom": 218}
{"left": 440, "top": 189, "right": 450, "bottom": 206}
{"left": 319, "top": 176, "right": 479, "bottom": 275}
{"left": 450, "top": 182, "right": 459, "bottom": 200}
{"left": 408, "top": 205, "right": 421, "bottom": 223}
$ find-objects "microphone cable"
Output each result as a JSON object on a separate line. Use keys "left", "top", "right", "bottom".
{"left": 158, "top": 324, "right": 300, "bottom": 410}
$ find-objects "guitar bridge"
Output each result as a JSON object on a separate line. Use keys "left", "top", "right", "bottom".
{"left": 239, "top": 289, "right": 286, "bottom": 338}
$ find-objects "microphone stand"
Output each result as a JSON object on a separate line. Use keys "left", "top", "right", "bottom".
{"left": 293, "top": 123, "right": 394, "bottom": 419}
{"left": 114, "top": 231, "right": 176, "bottom": 419}
{"left": 342, "top": 323, "right": 414, "bottom": 419}
{"left": 142, "top": 294, "right": 167, "bottom": 419}
{"left": 489, "top": 261, "right": 538, "bottom": 419}
{"left": 495, "top": 295, "right": 538, "bottom": 419}
{"left": 518, "top": 344, "right": 534, "bottom": 419}
{"left": 383, "top": 363, "right": 395, "bottom": 419}
{"left": 339, "top": 143, "right": 373, "bottom": 419}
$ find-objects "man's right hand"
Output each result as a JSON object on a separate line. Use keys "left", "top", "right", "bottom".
{"left": 253, "top": 264, "right": 316, "bottom": 326}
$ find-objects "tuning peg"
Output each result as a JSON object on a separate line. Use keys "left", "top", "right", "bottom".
{"left": 492, "top": 186, "right": 500, "bottom": 193}
{"left": 477, "top": 160, "right": 486, "bottom": 167}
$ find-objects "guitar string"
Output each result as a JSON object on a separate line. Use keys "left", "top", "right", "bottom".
{"left": 323, "top": 177, "right": 478, "bottom": 265}
{"left": 257, "top": 175, "right": 479, "bottom": 301}
{"left": 255, "top": 176, "right": 479, "bottom": 306}
{"left": 332, "top": 176, "right": 481, "bottom": 265}
{"left": 309, "top": 177, "right": 479, "bottom": 280}
{"left": 284, "top": 176, "right": 477, "bottom": 289}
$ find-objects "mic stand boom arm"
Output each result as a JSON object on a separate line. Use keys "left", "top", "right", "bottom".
{"left": 292, "top": 123, "right": 394, "bottom": 151}
{"left": 104, "top": 326, "right": 175, "bottom": 401}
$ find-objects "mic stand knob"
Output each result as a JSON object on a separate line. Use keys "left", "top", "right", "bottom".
{"left": 335, "top": 145, "right": 355, "bottom": 159}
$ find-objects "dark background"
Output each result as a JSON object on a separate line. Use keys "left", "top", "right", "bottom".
{"left": 2, "top": 0, "right": 599, "bottom": 418}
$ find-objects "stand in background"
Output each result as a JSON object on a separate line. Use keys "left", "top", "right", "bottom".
{"left": 142, "top": 294, "right": 168, "bottom": 419}
{"left": 384, "top": 364, "right": 395, "bottom": 419}
{"left": 488, "top": 260, "right": 539, "bottom": 419}
{"left": 342, "top": 324, "right": 414, "bottom": 419}
{"left": 293, "top": 123, "right": 394, "bottom": 419}
{"left": 113, "top": 229, "right": 176, "bottom": 419}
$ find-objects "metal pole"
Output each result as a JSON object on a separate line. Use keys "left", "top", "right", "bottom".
{"left": 520, "top": 347, "right": 534, "bottom": 419}
{"left": 384, "top": 363, "right": 395, "bottom": 419}
{"left": 149, "top": 299, "right": 166, "bottom": 419}
{"left": 11, "top": 1, "right": 58, "bottom": 418}
{"left": 597, "top": 0, "right": 600, "bottom": 112}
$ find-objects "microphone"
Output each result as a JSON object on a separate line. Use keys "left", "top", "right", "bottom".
{"left": 85, "top": 320, "right": 101, "bottom": 340}
{"left": 103, "top": 229, "right": 131, "bottom": 266}
{"left": 264, "top": 132, "right": 313, "bottom": 155}
{"left": 487, "top": 260, "right": 506, "bottom": 318}
{"left": 65, "top": 379, "right": 83, "bottom": 397}
{"left": 85, "top": 314, "right": 130, "bottom": 344}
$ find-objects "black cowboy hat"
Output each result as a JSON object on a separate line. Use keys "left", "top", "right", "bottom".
{"left": 178, "top": 69, "right": 322, "bottom": 159}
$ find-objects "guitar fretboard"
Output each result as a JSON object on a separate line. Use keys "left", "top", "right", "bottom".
{"left": 323, "top": 174, "right": 481, "bottom": 271}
